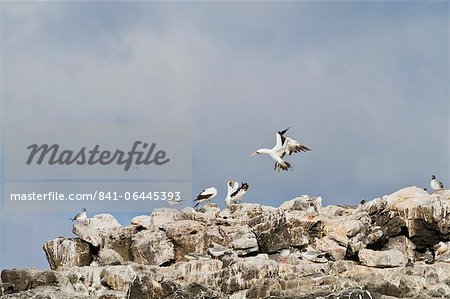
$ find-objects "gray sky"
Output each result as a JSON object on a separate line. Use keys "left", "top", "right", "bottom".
{"left": 1, "top": 1, "right": 448, "bottom": 269}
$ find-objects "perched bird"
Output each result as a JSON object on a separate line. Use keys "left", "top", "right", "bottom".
{"left": 434, "top": 241, "right": 449, "bottom": 256}
{"left": 225, "top": 181, "right": 246, "bottom": 208}
{"left": 167, "top": 197, "right": 183, "bottom": 206}
{"left": 405, "top": 258, "right": 414, "bottom": 275}
{"left": 70, "top": 208, "right": 87, "bottom": 224}
{"left": 229, "top": 182, "right": 249, "bottom": 204}
{"left": 423, "top": 248, "right": 435, "bottom": 264}
{"left": 406, "top": 258, "right": 414, "bottom": 267}
{"left": 430, "top": 175, "right": 445, "bottom": 192}
{"left": 251, "top": 127, "right": 310, "bottom": 172}
{"left": 193, "top": 187, "right": 218, "bottom": 208}
{"left": 300, "top": 246, "right": 328, "bottom": 263}
{"left": 207, "top": 243, "right": 230, "bottom": 259}
{"left": 306, "top": 202, "right": 319, "bottom": 220}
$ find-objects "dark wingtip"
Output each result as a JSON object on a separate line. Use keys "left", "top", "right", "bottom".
{"left": 278, "top": 126, "right": 290, "bottom": 136}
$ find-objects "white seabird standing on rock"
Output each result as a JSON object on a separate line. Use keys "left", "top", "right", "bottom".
{"left": 306, "top": 203, "right": 319, "bottom": 220}
{"left": 434, "top": 241, "right": 449, "bottom": 256}
{"left": 225, "top": 180, "right": 240, "bottom": 208}
{"left": 430, "top": 175, "right": 445, "bottom": 191}
{"left": 251, "top": 127, "right": 310, "bottom": 171}
{"left": 229, "top": 182, "right": 249, "bottom": 204}
{"left": 193, "top": 187, "right": 218, "bottom": 208}
{"left": 70, "top": 208, "right": 87, "bottom": 224}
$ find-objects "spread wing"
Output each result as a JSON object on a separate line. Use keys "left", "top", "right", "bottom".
{"left": 274, "top": 127, "right": 290, "bottom": 150}
{"left": 282, "top": 138, "right": 311, "bottom": 156}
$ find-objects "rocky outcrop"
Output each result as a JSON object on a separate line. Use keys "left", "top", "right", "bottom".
{"left": 2, "top": 186, "right": 450, "bottom": 299}
{"left": 42, "top": 237, "right": 93, "bottom": 269}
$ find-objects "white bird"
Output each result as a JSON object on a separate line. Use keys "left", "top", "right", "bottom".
{"left": 306, "top": 202, "right": 319, "bottom": 219}
{"left": 193, "top": 187, "right": 218, "bottom": 208}
{"left": 167, "top": 197, "right": 183, "bottom": 206}
{"left": 70, "top": 208, "right": 87, "bottom": 224}
{"left": 225, "top": 180, "right": 240, "bottom": 208}
{"left": 434, "top": 241, "right": 449, "bottom": 256}
{"left": 251, "top": 127, "right": 310, "bottom": 172}
{"left": 430, "top": 175, "right": 445, "bottom": 191}
{"left": 229, "top": 182, "right": 249, "bottom": 204}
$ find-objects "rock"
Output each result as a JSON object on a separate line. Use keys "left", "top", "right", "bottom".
{"left": 86, "top": 214, "right": 122, "bottom": 238}
{"left": 172, "top": 260, "right": 222, "bottom": 289}
{"left": 385, "top": 186, "right": 450, "bottom": 248}
{"left": 0, "top": 286, "right": 91, "bottom": 299}
{"left": 105, "top": 225, "right": 138, "bottom": 262}
{"left": 1, "top": 268, "right": 59, "bottom": 293}
{"left": 72, "top": 224, "right": 103, "bottom": 247}
{"left": 229, "top": 203, "right": 265, "bottom": 224}
{"left": 130, "top": 216, "right": 154, "bottom": 229}
{"left": 163, "top": 220, "right": 207, "bottom": 260}
{"left": 285, "top": 211, "right": 311, "bottom": 247}
{"left": 246, "top": 278, "right": 281, "bottom": 298}
{"left": 314, "top": 236, "right": 346, "bottom": 261}
{"left": 196, "top": 203, "right": 221, "bottom": 216}
{"left": 7, "top": 186, "right": 450, "bottom": 299}
{"left": 221, "top": 254, "right": 278, "bottom": 294}
{"left": 249, "top": 209, "right": 291, "bottom": 253}
{"left": 100, "top": 265, "right": 136, "bottom": 292}
{"left": 164, "top": 283, "right": 224, "bottom": 299}
{"left": 43, "top": 238, "right": 93, "bottom": 269}
{"left": 150, "top": 208, "right": 182, "bottom": 228}
{"left": 97, "top": 249, "right": 124, "bottom": 266}
{"left": 222, "top": 225, "right": 258, "bottom": 256}
{"left": 131, "top": 230, "right": 175, "bottom": 266}
{"left": 127, "top": 276, "right": 164, "bottom": 299}
{"left": 382, "top": 235, "right": 416, "bottom": 260}
{"left": 359, "top": 249, "right": 405, "bottom": 268}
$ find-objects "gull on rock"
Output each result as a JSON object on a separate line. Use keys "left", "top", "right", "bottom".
{"left": 430, "top": 175, "right": 445, "bottom": 192}
{"left": 168, "top": 197, "right": 183, "bottom": 206}
{"left": 193, "top": 187, "right": 218, "bottom": 209}
{"left": 306, "top": 202, "right": 319, "bottom": 220}
{"left": 434, "top": 241, "right": 449, "bottom": 256}
{"left": 70, "top": 208, "right": 87, "bottom": 225}
{"left": 251, "top": 127, "right": 310, "bottom": 172}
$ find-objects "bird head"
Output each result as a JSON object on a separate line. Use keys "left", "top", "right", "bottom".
{"left": 250, "top": 151, "right": 259, "bottom": 157}
{"left": 431, "top": 175, "right": 436, "bottom": 179}
{"left": 82, "top": 208, "right": 86, "bottom": 212}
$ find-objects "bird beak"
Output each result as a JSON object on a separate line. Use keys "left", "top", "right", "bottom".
{"left": 250, "top": 152, "right": 258, "bottom": 157}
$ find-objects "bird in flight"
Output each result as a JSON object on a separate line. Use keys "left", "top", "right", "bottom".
{"left": 251, "top": 127, "right": 310, "bottom": 171}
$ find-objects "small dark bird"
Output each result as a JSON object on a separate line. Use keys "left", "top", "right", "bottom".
{"left": 69, "top": 208, "right": 87, "bottom": 224}
{"left": 406, "top": 258, "right": 414, "bottom": 268}
{"left": 423, "top": 248, "right": 435, "bottom": 265}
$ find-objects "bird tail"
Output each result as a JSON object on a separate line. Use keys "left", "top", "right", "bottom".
{"left": 274, "top": 161, "right": 292, "bottom": 172}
